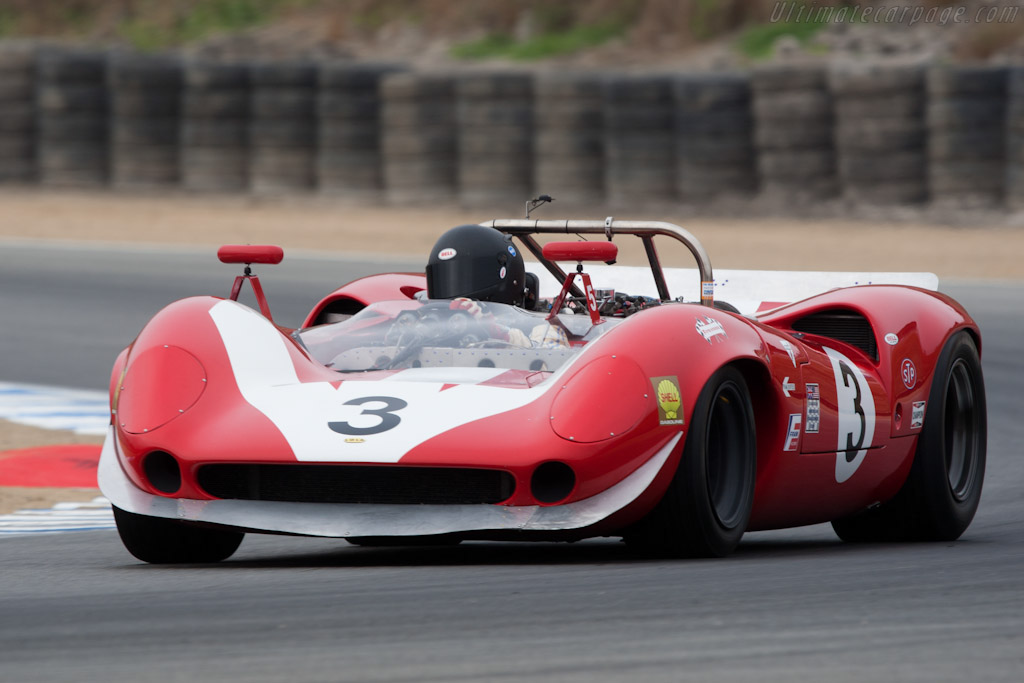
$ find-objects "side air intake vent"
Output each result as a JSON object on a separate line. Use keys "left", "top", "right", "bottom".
{"left": 792, "top": 309, "right": 878, "bottom": 361}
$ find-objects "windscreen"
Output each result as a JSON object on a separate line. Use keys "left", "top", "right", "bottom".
{"left": 297, "top": 299, "right": 620, "bottom": 374}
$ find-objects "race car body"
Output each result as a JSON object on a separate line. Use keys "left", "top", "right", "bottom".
{"left": 99, "top": 219, "right": 986, "bottom": 563}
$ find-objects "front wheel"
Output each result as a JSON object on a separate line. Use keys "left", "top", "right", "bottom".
{"left": 626, "top": 365, "right": 757, "bottom": 558}
{"left": 112, "top": 506, "right": 244, "bottom": 564}
{"left": 832, "top": 331, "right": 986, "bottom": 542}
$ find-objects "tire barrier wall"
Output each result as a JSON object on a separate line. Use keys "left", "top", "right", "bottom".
{"left": 675, "top": 73, "right": 757, "bottom": 200}
{"left": 533, "top": 73, "right": 605, "bottom": 204}
{"left": 831, "top": 64, "right": 927, "bottom": 205}
{"left": 1007, "top": 69, "right": 1024, "bottom": 209}
{"left": 753, "top": 64, "right": 837, "bottom": 200}
{"left": 182, "top": 61, "right": 250, "bottom": 192}
{"left": 927, "top": 65, "right": 1008, "bottom": 208}
{"left": 319, "top": 62, "right": 404, "bottom": 200}
{"left": 0, "top": 43, "right": 35, "bottom": 183}
{"left": 3, "top": 44, "right": 1024, "bottom": 211}
{"left": 109, "top": 55, "right": 182, "bottom": 190}
{"left": 37, "top": 48, "right": 108, "bottom": 187}
{"left": 380, "top": 72, "right": 458, "bottom": 204}
{"left": 250, "top": 61, "right": 317, "bottom": 193}
{"left": 604, "top": 75, "right": 675, "bottom": 205}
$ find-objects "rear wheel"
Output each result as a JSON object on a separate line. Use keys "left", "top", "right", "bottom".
{"left": 832, "top": 331, "right": 986, "bottom": 542}
{"left": 112, "top": 506, "right": 244, "bottom": 564}
{"left": 626, "top": 366, "right": 757, "bottom": 557}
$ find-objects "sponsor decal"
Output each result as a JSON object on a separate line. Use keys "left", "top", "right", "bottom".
{"left": 784, "top": 414, "right": 802, "bottom": 451}
{"left": 701, "top": 280, "right": 714, "bottom": 301}
{"left": 695, "top": 316, "right": 727, "bottom": 344}
{"left": 781, "top": 339, "right": 797, "bottom": 367}
{"left": 438, "top": 247, "right": 457, "bottom": 261}
{"left": 499, "top": 266, "right": 507, "bottom": 279}
{"left": 901, "top": 358, "right": 917, "bottom": 389}
{"left": 825, "top": 347, "right": 877, "bottom": 484}
{"left": 344, "top": 438, "right": 365, "bottom": 444}
{"left": 884, "top": 333, "right": 899, "bottom": 346}
{"left": 508, "top": 245, "right": 517, "bottom": 257}
{"left": 651, "top": 376, "right": 683, "bottom": 425}
{"left": 805, "top": 383, "right": 820, "bottom": 433}
{"left": 911, "top": 401, "right": 926, "bottom": 429}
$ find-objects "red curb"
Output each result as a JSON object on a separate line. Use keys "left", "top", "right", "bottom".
{"left": 0, "top": 445, "right": 102, "bottom": 488}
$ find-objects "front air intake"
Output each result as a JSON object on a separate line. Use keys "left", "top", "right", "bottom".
{"left": 197, "top": 464, "right": 515, "bottom": 505}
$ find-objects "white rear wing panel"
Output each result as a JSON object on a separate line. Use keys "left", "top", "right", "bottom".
{"left": 535, "top": 264, "right": 939, "bottom": 317}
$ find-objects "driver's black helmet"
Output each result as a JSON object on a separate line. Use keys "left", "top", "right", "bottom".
{"left": 426, "top": 224, "right": 525, "bottom": 305}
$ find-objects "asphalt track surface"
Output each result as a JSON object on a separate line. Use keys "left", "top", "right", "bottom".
{"left": 1, "top": 242, "right": 1023, "bottom": 682}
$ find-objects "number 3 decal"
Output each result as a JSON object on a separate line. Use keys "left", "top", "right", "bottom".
{"left": 329, "top": 396, "right": 408, "bottom": 436}
{"left": 824, "top": 347, "right": 876, "bottom": 483}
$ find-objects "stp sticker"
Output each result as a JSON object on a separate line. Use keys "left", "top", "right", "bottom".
{"left": 695, "top": 316, "right": 727, "bottom": 343}
{"left": 651, "top": 376, "right": 683, "bottom": 425}
{"left": 901, "top": 359, "right": 917, "bottom": 389}
{"left": 911, "top": 401, "right": 926, "bottom": 429}
{"left": 884, "top": 333, "right": 899, "bottom": 345}
{"left": 784, "top": 413, "right": 802, "bottom": 452}
{"left": 438, "top": 248, "right": 457, "bottom": 261}
{"left": 805, "top": 383, "right": 820, "bottom": 433}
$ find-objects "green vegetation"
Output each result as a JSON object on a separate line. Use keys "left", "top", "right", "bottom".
{"left": 451, "top": 21, "right": 626, "bottom": 61}
{"left": 736, "top": 11, "right": 831, "bottom": 60}
{"left": 0, "top": 8, "right": 18, "bottom": 37}
{"left": 119, "top": 0, "right": 280, "bottom": 51}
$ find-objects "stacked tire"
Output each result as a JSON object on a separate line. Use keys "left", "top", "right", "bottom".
{"left": 318, "top": 62, "right": 403, "bottom": 200}
{"left": 456, "top": 72, "right": 533, "bottom": 207}
{"left": 37, "top": 48, "right": 109, "bottom": 187}
{"left": 0, "top": 42, "right": 36, "bottom": 184}
{"left": 604, "top": 75, "right": 675, "bottom": 206}
{"left": 1007, "top": 68, "right": 1024, "bottom": 209}
{"left": 532, "top": 73, "right": 605, "bottom": 206}
{"left": 927, "top": 65, "right": 1008, "bottom": 208}
{"left": 380, "top": 72, "right": 458, "bottom": 204}
{"left": 752, "top": 65, "right": 837, "bottom": 200}
{"left": 674, "top": 73, "right": 757, "bottom": 201}
{"left": 249, "top": 61, "right": 317, "bottom": 193}
{"left": 830, "top": 63, "right": 927, "bottom": 205}
{"left": 182, "top": 62, "right": 250, "bottom": 192}
{"left": 108, "top": 55, "right": 182, "bottom": 190}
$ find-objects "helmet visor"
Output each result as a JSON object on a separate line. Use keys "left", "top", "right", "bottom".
{"left": 427, "top": 253, "right": 507, "bottom": 300}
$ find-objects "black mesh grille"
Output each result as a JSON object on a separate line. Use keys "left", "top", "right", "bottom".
{"left": 792, "top": 309, "right": 878, "bottom": 360}
{"left": 196, "top": 464, "right": 516, "bottom": 505}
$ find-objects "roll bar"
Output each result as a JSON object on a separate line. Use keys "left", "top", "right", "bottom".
{"left": 479, "top": 219, "right": 715, "bottom": 306}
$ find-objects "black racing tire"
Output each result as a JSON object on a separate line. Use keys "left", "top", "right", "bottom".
{"left": 832, "top": 331, "right": 986, "bottom": 542}
{"left": 252, "top": 89, "right": 315, "bottom": 119}
{"left": 829, "top": 64, "right": 925, "bottom": 97}
{"left": 928, "top": 65, "right": 1008, "bottom": 98}
{"left": 752, "top": 90, "right": 831, "bottom": 122}
{"left": 112, "top": 505, "right": 244, "bottom": 564}
{"left": 673, "top": 73, "right": 751, "bottom": 112}
{"left": 625, "top": 365, "right": 757, "bottom": 558}
{"left": 834, "top": 95, "right": 923, "bottom": 121}
{"left": 752, "top": 65, "right": 827, "bottom": 93}
{"left": 927, "top": 99, "right": 1006, "bottom": 130}
{"left": 456, "top": 73, "right": 532, "bottom": 99}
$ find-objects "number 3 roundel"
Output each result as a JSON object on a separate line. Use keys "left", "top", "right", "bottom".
{"left": 824, "top": 347, "right": 876, "bottom": 483}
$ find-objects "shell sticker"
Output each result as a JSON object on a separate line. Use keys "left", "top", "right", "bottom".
{"left": 651, "top": 376, "right": 684, "bottom": 425}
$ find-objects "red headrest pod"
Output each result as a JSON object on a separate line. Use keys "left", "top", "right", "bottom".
{"left": 542, "top": 241, "right": 619, "bottom": 265}
{"left": 217, "top": 245, "right": 284, "bottom": 265}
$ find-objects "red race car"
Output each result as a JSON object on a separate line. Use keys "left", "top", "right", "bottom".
{"left": 99, "top": 218, "right": 986, "bottom": 563}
